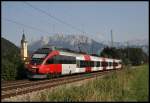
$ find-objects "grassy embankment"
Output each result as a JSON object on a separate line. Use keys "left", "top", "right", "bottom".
{"left": 6, "top": 64, "right": 149, "bottom": 102}
{"left": 40, "top": 64, "right": 149, "bottom": 102}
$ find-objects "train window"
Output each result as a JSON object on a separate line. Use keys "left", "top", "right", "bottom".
{"left": 94, "top": 61, "right": 97, "bottom": 67}
{"left": 119, "top": 61, "right": 122, "bottom": 64}
{"left": 78, "top": 60, "right": 83, "bottom": 68}
{"left": 96, "top": 61, "right": 100, "bottom": 67}
{"left": 30, "top": 58, "right": 44, "bottom": 65}
{"left": 90, "top": 61, "right": 94, "bottom": 67}
{"left": 79, "top": 60, "right": 83, "bottom": 67}
{"left": 101, "top": 61, "right": 108, "bottom": 67}
{"left": 46, "top": 58, "right": 53, "bottom": 64}
{"left": 53, "top": 55, "right": 76, "bottom": 64}
{"left": 32, "top": 54, "right": 47, "bottom": 59}
{"left": 81, "top": 60, "right": 86, "bottom": 67}
{"left": 116, "top": 62, "right": 118, "bottom": 66}
{"left": 109, "top": 62, "right": 112, "bottom": 66}
{"left": 78, "top": 60, "right": 96, "bottom": 68}
{"left": 113, "top": 62, "right": 118, "bottom": 66}
{"left": 77, "top": 60, "right": 80, "bottom": 67}
{"left": 54, "top": 55, "right": 62, "bottom": 63}
{"left": 86, "top": 61, "right": 89, "bottom": 67}
{"left": 87, "top": 61, "right": 90, "bottom": 67}
{"left": 113, "top": 62, "right": 115, "bottom": 66}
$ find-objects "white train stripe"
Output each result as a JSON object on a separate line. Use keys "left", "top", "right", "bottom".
{"left": 61, "top": 64, "right": 76, "bottom": 75}
{"left": 75, "top": 68, "right": 86, "bottom": 73}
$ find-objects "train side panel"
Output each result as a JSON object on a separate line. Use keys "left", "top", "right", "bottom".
{"left": 75, "top": 55, "right": 86, "bottom": 73}
{"left": 27, "top": 48, "right": 122, "bottom": 79}
{"left": 106, "top": 58, "right": 113, "bottom": 70}
{"left": 61, "top": 64, "right": 76, "bottom": 75}
{"left": 90, "top": 56, "right": 103, "bottom": 71}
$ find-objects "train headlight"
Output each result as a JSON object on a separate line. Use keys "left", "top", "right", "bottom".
{"left": 28, "top": 67, "right": 37, "bottom": 73}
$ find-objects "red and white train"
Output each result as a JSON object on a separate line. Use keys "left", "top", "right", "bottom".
{"left": 26, "top": 46, "right": 122, "bottom": 79}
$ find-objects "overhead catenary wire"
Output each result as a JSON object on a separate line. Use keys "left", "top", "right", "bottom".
{"left": 3, "top": 18, "right": 52, "bottom": 35}
{"left": 23, "top": 2, "right": 89, "bottom": 35}
{"left": 3, "top": 2, "right": 98, "bottom": 53}
{"left": 3, "top": 17, "right": 84, "bottom": 36}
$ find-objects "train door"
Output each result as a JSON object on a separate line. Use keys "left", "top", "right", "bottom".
{"left": 61, "top": 55, "right": 76, "bottom": 75}
{"left": 76, "top": 56, "right": 86, "bottom": 73}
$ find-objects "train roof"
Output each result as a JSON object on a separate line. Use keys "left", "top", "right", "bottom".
{"left": 41, "top": 45, "right": 87, "bottom": 55}
{"left": 36, "top": 46, "right": 121, "bottom": 61}
{"left": 35, "top": 48, "right": 52, "bottom": 54}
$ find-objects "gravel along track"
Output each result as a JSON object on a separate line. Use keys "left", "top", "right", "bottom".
{"left": 1, "top": 69, "right": 122, "bottom": 99}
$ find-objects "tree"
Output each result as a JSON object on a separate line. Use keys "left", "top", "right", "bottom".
{"left": 1, "top": 37, "right": 27, "bottom": 80}
{"left": 100, "top": 47, "right": 148, "bottom": 66}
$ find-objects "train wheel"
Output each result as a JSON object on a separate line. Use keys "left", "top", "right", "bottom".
{"left": 55, "top": 73, "right": 59, "bottom": 78}
{"left": 47, "top": 73, "right": 54, "bottom": 79}
{"left": 47, "top": 74, "right": 51, "bottom": 79}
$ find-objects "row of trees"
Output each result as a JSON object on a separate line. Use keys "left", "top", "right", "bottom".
{"left": 1, "top": 37, "right": 26, "bottom": 80}
{"left": 100, "top": 47, "right": 148, "bottom": 66}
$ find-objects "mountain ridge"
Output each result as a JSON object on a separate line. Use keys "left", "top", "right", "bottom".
{"left": 28, "top": 34, "right": 149, "bottom": 55}
{"left": 28, "top": 34, "right": 105, "bottom": 55}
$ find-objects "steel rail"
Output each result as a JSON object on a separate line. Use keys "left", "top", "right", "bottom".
{"left": 2, "top": 69, "right": 122, "bottom": 99}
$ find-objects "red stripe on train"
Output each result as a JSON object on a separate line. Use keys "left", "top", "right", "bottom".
{"left": 49, "top": 64, "right": 62, "bottom": 74}
{"left": 47, "top": 50, "right": 60, "bottom": 58}
{"left": 84, "top": 55, "right": 91, "bottom": 72}
{"left": 39, "top": 50, "right": 62, "bottom": 74}
{"left": 39, "top": 64, "right": 62, "bottom": 74}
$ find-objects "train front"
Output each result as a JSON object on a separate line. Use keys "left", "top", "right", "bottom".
{"left": 26, "top": 48, "right": 51, "bottom": 79}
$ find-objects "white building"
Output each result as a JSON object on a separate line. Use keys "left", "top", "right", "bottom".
{"left": 20, "top": 32, "right": 28, "bottom": 61}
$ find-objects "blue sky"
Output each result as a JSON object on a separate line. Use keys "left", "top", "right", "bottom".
{"left": 2, "top": 1, "right": 148, "bottom": 46}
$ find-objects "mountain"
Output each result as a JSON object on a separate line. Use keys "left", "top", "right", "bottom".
{"left": 127, "top": 38, "right": 148, "bottom": 46}
{"left": 1, "top": 37, "right": 24, "bottom": 80}
{"left": 28, "top": 34, "right": 106, "bottom": 55}
{"left": 28, "top": 34, "right": 149, "bottom": 56}
{"left": 102, "top": 41, "right": 126, "bottom": 48}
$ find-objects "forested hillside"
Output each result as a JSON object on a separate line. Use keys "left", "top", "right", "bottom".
{"left": 1, "top": 37, "right": 26, "bottom": 80}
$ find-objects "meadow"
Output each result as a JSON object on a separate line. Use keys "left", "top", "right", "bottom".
{"left": 4, "top": 64, "right": 149, "bottom": 102}
{"left": 41, "top": 64, "right": 149, "bottom": 102}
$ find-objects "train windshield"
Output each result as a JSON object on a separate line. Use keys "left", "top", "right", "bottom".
{"left": 30, "top": 48, "right": 52, "bottom": 65}
{"left": 30, "top": 54, "right": 48, "bottom": 65}
{"left": 32, "top": 54, "right": 47, "bottom": 58}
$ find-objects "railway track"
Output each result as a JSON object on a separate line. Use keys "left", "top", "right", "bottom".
{"left": 1, "top": 69, "right": 121, "bottom": 99}
{"left": 2, "top": 80, "right": 30, "bottom": 87}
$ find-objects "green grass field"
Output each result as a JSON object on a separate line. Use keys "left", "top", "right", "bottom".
{"left": 41, "top": 64, "right": 149, "bottom": 102}
{"left": 5, "top": 64, "right": 149, "bottom": 102}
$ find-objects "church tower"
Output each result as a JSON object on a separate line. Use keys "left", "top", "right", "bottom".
{"left": 21, "top": 31, "right": 28, "bottom": 61}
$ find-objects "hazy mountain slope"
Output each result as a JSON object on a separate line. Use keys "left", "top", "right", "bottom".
{"left": 28, "top": 34, "right": 105, "bottom": 54}
{"left": 28, "top": 34, "right": 148, "bottom": 55}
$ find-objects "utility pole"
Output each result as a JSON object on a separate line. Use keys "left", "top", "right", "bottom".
{"left": 111, "top": 29, "right": 113, "bottom": 47}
